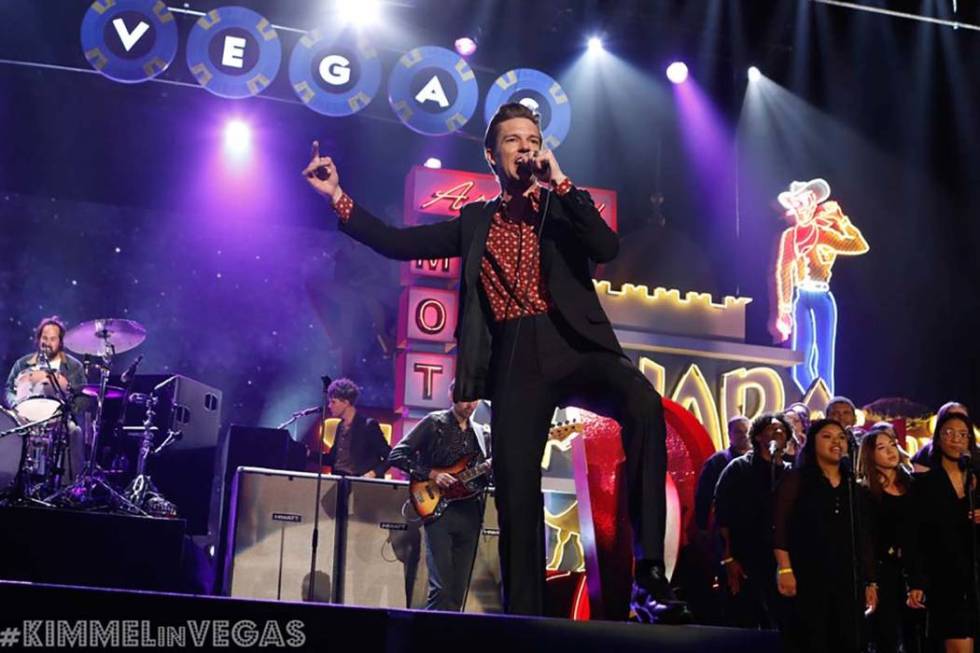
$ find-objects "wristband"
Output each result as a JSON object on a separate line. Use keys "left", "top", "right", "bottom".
{"left": 777, "top": 568, "right": 794, "bottom": 575}
{"left": 720, "top": 557, "right": 735, "bottom": 566}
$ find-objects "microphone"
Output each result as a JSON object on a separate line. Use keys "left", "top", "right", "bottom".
{"left": 294, "top": 406, "right": 321, "bottom": 418}
{"left": 516, "top": 151, "right": 543, "bottom": 176}
{"left": 768, "top": 440, "right": 782, "bottom": 458}
{"left": 959, "top": 452, "right": 975, "bottom": 473}
{"left": 120, "top": 355, "right": 144, "bottom": 384}
{"left": 840, "top": 453, "right": 853, "bottom": 477}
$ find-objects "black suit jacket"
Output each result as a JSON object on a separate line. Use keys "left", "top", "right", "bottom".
{"left": 339, "top": 186, "right": 625, "bottom": 401}
{"left": 323, "top": 412, "right": 391, "bottom": 477}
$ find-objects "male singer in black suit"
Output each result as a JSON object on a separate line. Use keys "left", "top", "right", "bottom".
{"left": 302, "top": 103, "right": 689, "bottom": 623}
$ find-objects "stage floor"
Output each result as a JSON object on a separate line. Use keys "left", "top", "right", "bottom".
{"left": 0, "top": 580, "right": 781, "bottom": 652}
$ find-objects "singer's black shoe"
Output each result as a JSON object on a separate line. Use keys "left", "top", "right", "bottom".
{"left": 629, "top": 563, "right": 693, "bottom": 625}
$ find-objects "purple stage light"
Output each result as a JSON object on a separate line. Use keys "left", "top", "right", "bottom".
{"left": 423, "top": 157, "right": 442, "bottom": 169}
{"left": 587, "top": 36, "right": 604, "bottom": 52}
{"left": 223, "top": 120, "right": 251, "bottom": 156}
{"left": 748, "top": 66, "right": 761, "bottom": 82}
{"left": 454, "top": 36, "right": 477, "bottom": 57}
{"left": 666, "top": 61, "right": 689, "bottom": 84}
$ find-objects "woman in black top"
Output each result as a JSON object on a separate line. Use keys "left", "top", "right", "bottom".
{"left": 907, "top": 411, "right": 979, "bottom": 653}
{"left": 857, "top": 423, "right": 916, "bottom": 653}
{"left": 773, "top": 418, "right": 877, "bottom": 653}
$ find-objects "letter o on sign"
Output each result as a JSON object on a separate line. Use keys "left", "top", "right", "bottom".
{"left": 415, "top": 299, "right": 447, "bottom": 335}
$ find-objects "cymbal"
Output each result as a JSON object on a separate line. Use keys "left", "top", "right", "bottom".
{"left": 79, "top": 384, "right": 127, "bottom": 400}
{"left": 64, "top": 318, "right": 146, "bottom": 356}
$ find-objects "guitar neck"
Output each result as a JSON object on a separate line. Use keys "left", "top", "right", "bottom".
{"left": 455, "top": 460, "right": 491, "bottom": 483}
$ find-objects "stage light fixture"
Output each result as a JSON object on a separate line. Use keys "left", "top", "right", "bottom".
{"left": 423, "top": 157, "right": 442, "bottom": 169}
{"left": 587, "top": 36, "right": 603, "bottom": 52}
{"left": 666, "top": 61, "right": 688, "bottom": 84}
{"left": 748, "top": 66, "right": 761, "bottom": 82}
{"left": 454, "top": 36, "right": 477, "bottom": 57}
{"left": 224, "top": 120, "right": 251, "bottom": 155}
{"left": 337, "top": 0, "right": 381, "bottom": 28}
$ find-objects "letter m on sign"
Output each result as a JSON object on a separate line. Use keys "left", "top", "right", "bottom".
{"left": 417, "top": 259, "right": 451, "bottom": 273}
{"left": 401, "top": 257, "right": 460, "bottom": 283}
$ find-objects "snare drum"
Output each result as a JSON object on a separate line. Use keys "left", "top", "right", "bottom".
{"left": 13, "top": 368, "right": 68, "bottom": 423}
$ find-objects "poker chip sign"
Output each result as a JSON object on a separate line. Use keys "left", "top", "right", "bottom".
{"left": 288, "top": 29, "right": 382, "bottom": 117}
{"left": 80, "top": 0, "right": 178, "bottom": 83}
{"left": 485, "top": 69, "right": 571, "bottom": 149}
{"left": 185, "top": 5, "right": 282, "bottom": 99}
{"left": 388, "top": 46, "right": 479, "bottom": 136}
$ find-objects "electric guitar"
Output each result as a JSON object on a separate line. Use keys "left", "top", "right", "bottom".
{"left": 409, "top": 455, "right": 493, "bottom": 523}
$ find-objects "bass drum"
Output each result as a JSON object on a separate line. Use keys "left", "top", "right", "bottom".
{"left": 0, "top": 407, "right": 24, "bottom": 491}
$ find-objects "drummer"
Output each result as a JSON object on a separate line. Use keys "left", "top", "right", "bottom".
{"left": 4, "top": 316, "right": 85, "bottom": 409}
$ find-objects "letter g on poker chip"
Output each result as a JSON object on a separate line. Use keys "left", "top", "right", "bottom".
{"left": 289, "top": 29, "right": 382, "bottom": 117}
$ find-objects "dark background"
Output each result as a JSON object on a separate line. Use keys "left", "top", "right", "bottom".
{"left": 2, "top": 0, "right": 978, "bottom": 432}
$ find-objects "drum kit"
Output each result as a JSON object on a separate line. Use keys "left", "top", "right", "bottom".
{"left": 0, "top": 318, "right": 180, "bottom": 517}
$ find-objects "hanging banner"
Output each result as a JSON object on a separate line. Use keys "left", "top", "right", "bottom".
{"left": 185, "top": 5, "right": 282, "bottom": 99}
{"left": 80, "top": 0, "right": 178, "bottom": 83}
{"left": 485, "top": 68, "right": 571, "bottom": 149}
{"left": 388, "top": 46, "right": 479, "bottom": 136}
{"left": 289, "top": 28, "right": 381, "bottom": 117}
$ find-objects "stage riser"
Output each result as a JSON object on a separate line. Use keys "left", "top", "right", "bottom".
{"left": 0, "top": 581, "right": 782, "bottom": 653}
{"left": 0, "top": 507, "right": 185, "bottom": 592}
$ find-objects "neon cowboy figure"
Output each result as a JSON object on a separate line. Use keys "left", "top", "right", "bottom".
{"left": 770, "top": 179, "right": 869, "bottom": 394}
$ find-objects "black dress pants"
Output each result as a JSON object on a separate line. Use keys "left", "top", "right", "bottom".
{"left": 423, "top": 496, "right": 484, "bottom": 611}
{"left": 488, "top": 312, "right": 668, "bottom": 615}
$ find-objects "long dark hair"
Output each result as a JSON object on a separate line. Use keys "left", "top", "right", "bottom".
{"left": 858, "top": 426, "right": 912, "bottom": 498}
{"left": 929, "top": 411, "right": 978, "bottom": 468}
{"left": 798, "top": 418, "right": 846, "bottom": 469}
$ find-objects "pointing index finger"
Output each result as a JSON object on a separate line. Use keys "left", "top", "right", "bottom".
{"left": 311, "top": 140, "right": 320, "bottom": 159}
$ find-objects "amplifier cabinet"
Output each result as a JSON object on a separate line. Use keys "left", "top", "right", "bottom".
{"left": 223, "top": 467, "right": 340, "bottom": 602}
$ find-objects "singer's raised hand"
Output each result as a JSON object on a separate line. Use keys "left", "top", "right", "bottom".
{"left": 302, "top": 140, "right": 343, "bottom": 202}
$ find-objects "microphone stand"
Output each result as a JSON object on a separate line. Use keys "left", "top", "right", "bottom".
{"left": 842, "top": 457, "right": 861, "bottom": 653}
{"left": 961, "top": 456, "right": 980, "bottom": 632}
{"left": 307, "top": 375, "right": 332, "bottom": 603}
{"left": 769, "top": 442, "right": 783, "bottom": 492}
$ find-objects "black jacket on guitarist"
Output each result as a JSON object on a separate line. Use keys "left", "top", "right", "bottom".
{"left": 388, "top": 409, "right": 489, "bottom": 481}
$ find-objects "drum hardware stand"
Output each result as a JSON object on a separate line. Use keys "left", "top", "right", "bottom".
{"left": 47, "top": 333, "right": 143, "bottom": 514}
{"left": 38, "top": 353, "right": 76, "bottom": 493}
{"left": 0, "top": 432, "right": 54, "bottom": 508}
{"left": 121, "top": 392, "right": 178, "bottom": 518}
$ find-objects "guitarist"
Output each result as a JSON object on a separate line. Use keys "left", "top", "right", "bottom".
{"left": 388, "top": 383, "right": 490, "bottom": 611}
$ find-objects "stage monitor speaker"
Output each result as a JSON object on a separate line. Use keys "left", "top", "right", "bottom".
{"left": 223, "top": 467, "right": 341, "bottom": 603}
{"left": 135, "top": 374, "right": 222, "bottom": 450}
{"left": 340, "top": 477, "right": 426, "bottom": 609}
{"left": 462, "top": 488, "right": 503, "bottom": 613}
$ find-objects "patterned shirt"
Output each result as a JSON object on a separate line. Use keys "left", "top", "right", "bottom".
{"left": 332, "top": 177, "right": 575, "bottom": 324}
